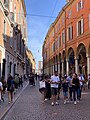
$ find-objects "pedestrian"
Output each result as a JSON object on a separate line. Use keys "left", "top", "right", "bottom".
{"left": 29, "top": 73, "right": 35, "bottom": 86}
{"left": 50, "top": 71, "right": 60, "bottom": 106}
{"left": 88, "top": 74, "right": 90, "bottom": 89}
{"left": 72, "top": 73, "right": 80, "bottom": 105}
{"left": 78, "top": 73, "right": 85, "bottom": 99}
{"left": 39, "top": 75, "right": 46, "bottom": 104}
{"left": 7, "top": 74, "right": 15, "bottom": 104}
{"left": 62, "top": 78, "right": 69, "bottom": 104}
{"left": 14, "top": 74, "right": 19, "bottom": 90}
{"left": 0, "top": 81, "right": 3, "bottom": 106}
{"left": 45, "top": 75, "right": 51, "bottom": 100}
{"left": 57, "top": 73, "right": 62, "bottom": 100}
{"left": 66, "top": 73, "right": 73, "bottom": 101}
{"left": 1, "top": 75, "right": 7, "bottom": 102}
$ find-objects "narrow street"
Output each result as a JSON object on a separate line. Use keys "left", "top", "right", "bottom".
{"left": 4, "top": 82, "right": 90, "bottom": 120}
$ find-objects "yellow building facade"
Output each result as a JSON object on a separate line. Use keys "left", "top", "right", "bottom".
{"left": 26, "top": 49, "right": 36, "bottom": 74}
{"left": 0, "top": 0, "right": 27, "bottom": 80}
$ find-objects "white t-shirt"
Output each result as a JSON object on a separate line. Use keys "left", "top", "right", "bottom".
{"left": 0, "top": 82, "right": 2, "bottom": 100}
{"left": 51, "top": 75, "right": 60, "bottom": 88}
{"left": 39, "top": 81, "right": 45, "bottom": 88}
{"left": 0, "top": 82, "right": 2, "bottom": 87}
{"left": 78, "top": 76, "right": 84, "bottom": 86}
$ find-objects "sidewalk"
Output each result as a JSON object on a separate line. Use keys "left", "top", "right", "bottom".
{"left": 0, "top": 80, "right": 29, "bottom": 120}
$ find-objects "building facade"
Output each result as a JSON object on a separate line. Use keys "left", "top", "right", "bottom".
{"left": 38, "top": 61, "right": 43, "bottom": 75}
{"left": 0, "top": 0, "right": 27, "bottom": 80}
{"left": 42, "top": 0, "right": 90, "bottom": 78}
{"left": 26, "top": 49, "right": 36, "bottom": 75}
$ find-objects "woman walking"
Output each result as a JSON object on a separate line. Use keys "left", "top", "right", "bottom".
{"left": 72, "top": 73, "right": 80, "bottom": 105}
{"left": 7, "top": 74, "right": 15, "bottom": 104}
{"left": 45, "top": 75, "right": 51, "bottom": 100}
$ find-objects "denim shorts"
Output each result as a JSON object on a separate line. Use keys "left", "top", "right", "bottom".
{"left": 63, "top": 92, "right": 68, "bottom": 97}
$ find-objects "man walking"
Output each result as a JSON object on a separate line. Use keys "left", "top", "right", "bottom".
{"left": 50, "top": 71, "right": 60, "bottom": 106}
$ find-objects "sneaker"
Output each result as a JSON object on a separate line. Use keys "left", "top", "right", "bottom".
{"left": 77, "top": 100, "right": 79, "bottom": 103}
{"left": 44, "top": 98, "right": 48, "bottom": 101}
{"left": 8, "top": 102, "right": 10, "bottom": 104}
{"left": 55, "top": 102, "right": 59, "bottom": 105}
{"left": 51, "top": 102, "right": 54, "bottom": 106}
{"left": 74, "top": 101, "right": 77, "bottom": 105}
{"left": 64, "top": 100, "right": 66, "bottom": 105}
{"left": 66, "top": 100, "right": 69, "bottom": 104}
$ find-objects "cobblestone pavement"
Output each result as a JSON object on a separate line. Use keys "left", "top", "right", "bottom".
{"left": 4, "top": 82, "right": 90, "bottom": 120}
{"left": 0, "top": 81, "right": 28, "bottom": 119}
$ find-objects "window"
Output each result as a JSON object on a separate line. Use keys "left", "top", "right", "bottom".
{"left": 58, "top": 23, "right": 60, "bottom": 31}
{"left": 14, "top": 4, "right": 16, "bottom": 22}
{"left": 58, "top": 36, "right": 61, "bottom": 48}
{"left": 55, "top": 39, "right": 58, "bottom": 50}
{"left": 62, "top": 17, "right": 65, "bottom": 24}
{"left": 62, "top": 30, "right": 65, "bottom": 44}
{"left": 52, "top": 43, "right": 55, "bottom": 52}
{"left": 67, "top": 10, "right": 72, "bottom": 18}
{"left": 77, "top": 19, "right": 84, "bottom": 36}
{"left": 3, "top": 20, "right": 7, "bottom": 41}
{"left": 77, "top": 0, "right": 84, "bottom": 12}
{"left": 68, "top": 26, "right": 73, "bottom": 40}
{"left": 10, "top": 29, "right": 13, "bottom": 47}
{"left": 10, "top": 0, "right": 13, "bottom": 12}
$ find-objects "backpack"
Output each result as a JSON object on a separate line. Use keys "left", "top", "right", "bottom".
{"left": 9, "top": 80, "right": 14, "bottom": 92}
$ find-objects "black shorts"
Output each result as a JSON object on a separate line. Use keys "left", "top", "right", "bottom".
{"left": 51, "top": 88, "right": 58, "bottom": 96}
{"left": 39, "top": 88, "right": 46, "bottom": 93}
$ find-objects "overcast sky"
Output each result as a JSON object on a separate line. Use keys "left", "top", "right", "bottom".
{"left": 25, "top": 0, "right": 66, "bottom": 69}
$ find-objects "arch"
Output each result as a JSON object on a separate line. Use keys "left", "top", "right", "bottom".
{"left": 67, "top": 47, "right": 75, "bottom": 73}
{"left": 62, "top": 50, "right": 66, "bottom": 60}
{"left": 88, "top": 44, "right": 90, "bottom": 56}
{"left": 67, "top": 47, "right": 75, "bottom": 59}
{"left": 76, "top": 43, "right": 86, "bottom": 57}
{"left": 76, "top": 43, "right": 87, "bottom": 76}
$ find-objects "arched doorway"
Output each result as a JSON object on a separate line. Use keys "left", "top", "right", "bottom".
{"left": 62, "top": 51, "right": 66, "bottom": 75}
{"left": 68, "top": 47, "right": 75, "bottom": 74}
{"left": 88, "top": 44, "right": 90, "bottom": 56}
{"left": 77, "top": 43, "right": 87, "bottom": 77}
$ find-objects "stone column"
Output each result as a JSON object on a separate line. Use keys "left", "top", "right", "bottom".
{"left": 75, "top": 57, "right": 78, "bottom": 74}
{"left": 62, "top": 60, "right": 64, "bottom": 77}
{"left": 53, "top": 65, "right": 54, "bottom": 74}
{"left": 66, "top": 59, "right": 69, "bottom": 76}
{"left": 87, "top": 56, "right": 90, "bottom": 75}
{"left": 55, "top": 63, "right": 57, "bottom": 71}
{"left": 58, "top": 62, "right": 60, "bottom": 74}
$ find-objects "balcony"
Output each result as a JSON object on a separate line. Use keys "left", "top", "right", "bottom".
{"left": 4, "top": 0, "right": 9, "bottom": 16}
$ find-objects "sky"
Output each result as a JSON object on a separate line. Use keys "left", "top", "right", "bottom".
{"left": 24, "top": 0, "right": 66, "bottom": 69}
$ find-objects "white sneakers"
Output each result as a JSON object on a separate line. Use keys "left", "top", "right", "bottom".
{"left": 51, "top": 102, "right": 54, "bottom": 106}
{"left": 51, "top": 102, "right": 59, "bottom": 106}
{"left": 55, "top": 102, "right": 59, "bottom": 105}
{"left": 74, "top": 101, "right": 77, "bottom": 105}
